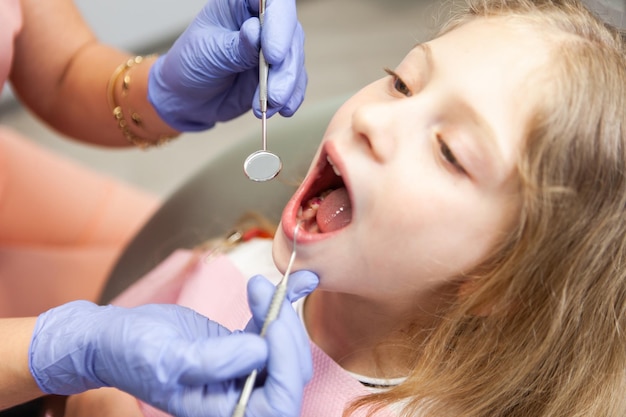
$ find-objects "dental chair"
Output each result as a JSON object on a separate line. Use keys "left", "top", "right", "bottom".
{"left": 99, "top": 96, "right": 342, "bottom": 303}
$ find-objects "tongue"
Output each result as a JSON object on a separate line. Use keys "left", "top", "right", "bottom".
{"left": 316, "top": 187, "right": 352, "bottom": 233}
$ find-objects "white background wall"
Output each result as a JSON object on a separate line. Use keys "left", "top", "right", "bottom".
{"left": 72, "top": 0, "right": 206, "bottom": 51}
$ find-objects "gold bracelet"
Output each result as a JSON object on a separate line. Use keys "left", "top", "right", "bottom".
{"left": 106, "top": 55, "right": 179, "bottom": 149}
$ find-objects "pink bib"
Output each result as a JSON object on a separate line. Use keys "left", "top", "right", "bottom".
{"left": 113, "top": 249, "right": 396, "bottom": 417}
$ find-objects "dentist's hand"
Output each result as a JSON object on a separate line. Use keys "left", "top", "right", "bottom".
{"left": 239, "top": 272, "right": 318, "bottom": 416}
{"left": 149, "top": 0, "right": 307, "bottom": 132}
{"left": 29, "top": 271, "right": 318, "bottom": 417}
{"left": 168, "top": 270, "right": 319, "bottom": 417}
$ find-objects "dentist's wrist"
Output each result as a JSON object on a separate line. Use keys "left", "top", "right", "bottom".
{"left": 107, "top": 55, "right": 180, "bottom": 149}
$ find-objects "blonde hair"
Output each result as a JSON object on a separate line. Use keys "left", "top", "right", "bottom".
{"left": 349, "top": 1, "right": 626, "bottom": 416}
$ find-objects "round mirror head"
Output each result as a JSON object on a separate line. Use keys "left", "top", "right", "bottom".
{"left": 243, "top": 150, "right": 282, "bottom": 182}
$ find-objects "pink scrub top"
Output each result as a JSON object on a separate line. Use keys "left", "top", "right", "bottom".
{"left": 0, "top": 1, "right": 159, "bottom": 317}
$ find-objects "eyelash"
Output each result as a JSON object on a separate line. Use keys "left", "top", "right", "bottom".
{"left": 437, "top": 134, "right": 467, "bottom": 175}
{"left": 384, "top": 67, "right": 412, "bottom": 97}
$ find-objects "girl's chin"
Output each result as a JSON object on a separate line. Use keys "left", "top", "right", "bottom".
{"left": 272, "top": 221, "right": 325, "bottom": 275}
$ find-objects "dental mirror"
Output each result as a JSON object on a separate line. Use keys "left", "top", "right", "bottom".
{"left": 244, "top": 0, "right": 282, "bottom": 182}
{"left": 243, "top": 150, "right": 282, "bottom": 182}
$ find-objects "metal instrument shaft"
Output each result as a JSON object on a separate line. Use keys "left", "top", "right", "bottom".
{"left": 259, "top": 0, "right": 268, "bottom": 150}
{"left": 231, "top": 223, "right": 301, "bottom": 417}
{"left": 242, "top": 0, "right": 282, "bottom": 182}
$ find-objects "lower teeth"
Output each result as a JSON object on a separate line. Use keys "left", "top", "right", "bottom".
{"left": 298, "top": 189, "right": 333, "bottom": 233}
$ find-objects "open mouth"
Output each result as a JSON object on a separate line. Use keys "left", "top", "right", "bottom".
{"left": 296, "top": 149, "right": 353, "bottom": 235}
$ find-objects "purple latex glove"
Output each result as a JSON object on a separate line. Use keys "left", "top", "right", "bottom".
{"left": 169, "top": 271, "right": 319, "bottom": 416}
{"left": 149, "top": 0, "right": 307, "bottom": 132}
{"left": 29, "top": 270, "right": 318, "bottom": 417}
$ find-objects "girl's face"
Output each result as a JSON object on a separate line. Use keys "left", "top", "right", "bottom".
{"left": 274, "top": 18, "right": 549, "bottom": 304}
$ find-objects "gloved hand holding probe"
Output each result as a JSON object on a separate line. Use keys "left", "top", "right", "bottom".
{"left": 29, "top": 271, "right": 318, "bottom": 417}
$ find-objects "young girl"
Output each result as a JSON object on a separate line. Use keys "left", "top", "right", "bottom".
{"left": 64, "top": 0, "right": 626, "bottom": 416}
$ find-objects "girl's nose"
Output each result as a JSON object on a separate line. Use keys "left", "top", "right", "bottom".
{"left": 351, "top": 99, "right": 399, "bottom": 163}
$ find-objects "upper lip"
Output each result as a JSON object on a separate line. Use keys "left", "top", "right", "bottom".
{"left": 282, "top": 141, "right": 352, "bottom": 241}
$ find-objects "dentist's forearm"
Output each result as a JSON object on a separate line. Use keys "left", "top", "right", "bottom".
{"left": 11, "top": 0, "right": 178, "bottom": 147}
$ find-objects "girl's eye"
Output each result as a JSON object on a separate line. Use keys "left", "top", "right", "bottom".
{"left": 384, "top": 68, "right": 412, "bottom": 97}
{"left": 437, "top": 135, "right": 467, "bottom": 175}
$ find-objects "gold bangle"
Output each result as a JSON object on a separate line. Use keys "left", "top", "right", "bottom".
{"left": 106, "top": 55, "right": 179, "bottom": 149}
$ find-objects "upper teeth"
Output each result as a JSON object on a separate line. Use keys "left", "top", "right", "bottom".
{"left": 327, "top": 156, "right": 342, "bottom": 176}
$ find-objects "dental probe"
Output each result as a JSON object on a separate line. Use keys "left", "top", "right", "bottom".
{"left": 231, "top": 222, "right": 301, "bottom": 417}
{"left": 243, "top": 0, "right": 282, "bottom": 182}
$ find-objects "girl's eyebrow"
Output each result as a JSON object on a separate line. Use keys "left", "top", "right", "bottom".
{"left": 454, "top": 98, "right": 502, "bottom": 179}
{"left": 414, "top": 43, "right": 434, "bottom": 74}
